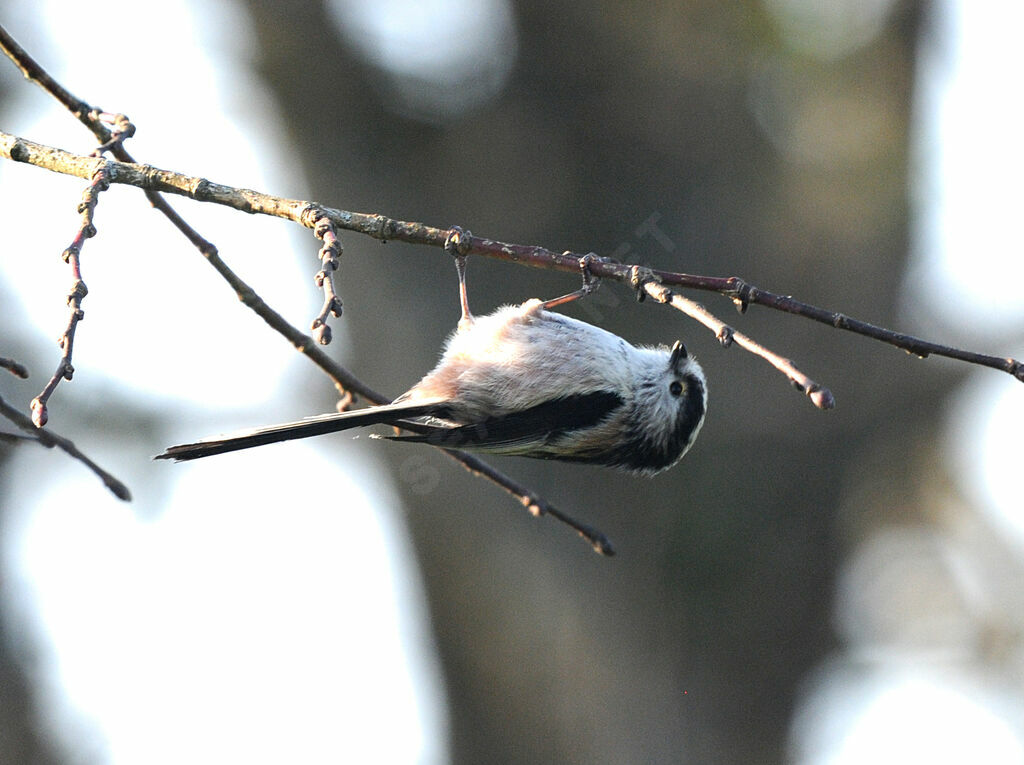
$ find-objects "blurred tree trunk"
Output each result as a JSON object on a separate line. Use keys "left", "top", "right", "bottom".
{"left": 241, "top": 1, "right": 926, "bottom": 762}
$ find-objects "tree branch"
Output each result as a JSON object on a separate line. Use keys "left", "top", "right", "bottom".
{"left": 29, "top": 162, "right": 111, "bottom": 426}
{"left": 638, "top": 275, "right": 835, "bottom": 409}
{"left": 304, "top": 208, "right": 345, "bottom": 346}
{"left": 3, "top": 129, "right": 1019, "bottom": 388}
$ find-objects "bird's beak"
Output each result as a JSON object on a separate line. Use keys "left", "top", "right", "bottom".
{"left": 669, "top": 341, "right": 687, "bottom": 371}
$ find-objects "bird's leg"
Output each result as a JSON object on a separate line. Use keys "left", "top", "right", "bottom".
{"left": 445, "top": 226, "right": 474, "bottom": 330}
{"left": 542, "top": 253, "right": 603, "bottom": 310}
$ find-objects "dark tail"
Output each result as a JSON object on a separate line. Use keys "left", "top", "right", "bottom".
{"left": 155, "top": 399, "right": 447, "bottom": 461}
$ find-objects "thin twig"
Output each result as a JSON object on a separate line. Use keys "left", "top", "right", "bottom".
{"left": 30, "top": 162, "right": 111, "bottom": 426}
{"left": 91, "top": 112, "right": 136, "bottom": 156}
{"left": 634, "top": 271, "right": 835, "bottom": 409}
{"left": 0, "top": 26, "right": 106, "bottom": 140}
{"left": 301, "top": 206, "right": 344, "bottom": 345}
{"left": 4, "top": 130, "right": 1019, "bottom": 388}
{"left": 446, "top": 449, "right": 615, "bottom": 555}
{"left": 1, "top": 356, "right": 30, "bottom": 378}
{"left": 0, "top": 394, "right": 132, "bottom": 500}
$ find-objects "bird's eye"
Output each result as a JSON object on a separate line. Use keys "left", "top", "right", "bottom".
{"left": 669, "top": 380, "right": 683, "bottom": 396}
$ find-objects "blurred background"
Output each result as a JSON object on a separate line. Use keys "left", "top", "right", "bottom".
{"left": 2, "top": 0, "right": 1023, "bottom": 762}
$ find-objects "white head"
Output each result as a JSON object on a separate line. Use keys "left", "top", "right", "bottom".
{"left": 611, "top": 341, "right": 707, "bottom": 475}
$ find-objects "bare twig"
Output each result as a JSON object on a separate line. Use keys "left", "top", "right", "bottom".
{"left": 91, "top": 112, "right": 136, "bottom": 156}
{"left": 4, "top": 130, "right": 1019, "bottom": 390}
{"left": 0, "top": 26, "right": 105, "bottom": 140}
{"left": 0, "top": 394, "right": 132, "bottom": 500}
{"left": 30, "top": 162, "right": 111, "bottom": 427}
{"left": 632, "top": 269, "right": 835, "bottom": 409}
{"left": 446, "top": 450, "right": 615, "bottom": 555}
{"left": 1, "top": 356, "right": 29, "bottom": 378}
{"left": 301, "top": 206, "right": 344, "bottom": 345}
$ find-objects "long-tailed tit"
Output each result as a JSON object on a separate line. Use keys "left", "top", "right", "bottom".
{"left": 157, "top": 249, "right": 707, "bottom": 474}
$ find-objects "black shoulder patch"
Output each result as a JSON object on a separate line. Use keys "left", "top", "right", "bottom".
{"left": 391, "top": 390, "right": 624, "bottom": 450}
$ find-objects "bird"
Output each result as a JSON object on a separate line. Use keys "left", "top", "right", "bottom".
{"left": 157, "top": 242, "right": 707, "bottom": 475}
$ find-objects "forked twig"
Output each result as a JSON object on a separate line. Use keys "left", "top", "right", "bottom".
{"left": 632, "top": 269, "right": 835, "bottom": 409}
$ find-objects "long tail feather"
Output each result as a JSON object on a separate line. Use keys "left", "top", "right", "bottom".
{"left": 155, "top": 399, "right": 448, "bottom": 461}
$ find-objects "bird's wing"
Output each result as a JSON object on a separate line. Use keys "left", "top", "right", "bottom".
{"left": 155, "top": 398, "right": 451, "bottom": 461}
{"left": 384, "top": 391, "right": 624, "bottom": 452}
